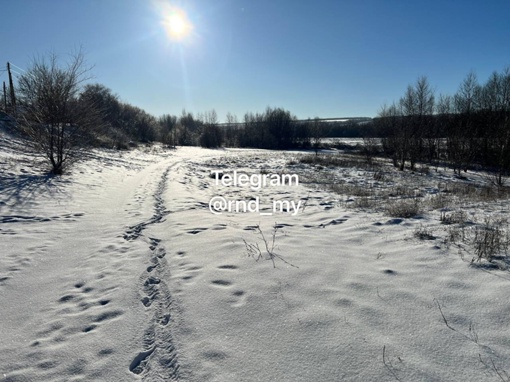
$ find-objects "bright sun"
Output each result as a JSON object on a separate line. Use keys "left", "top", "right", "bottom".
{"left": 162, "top": 8, "right": 192, "bottom": 40}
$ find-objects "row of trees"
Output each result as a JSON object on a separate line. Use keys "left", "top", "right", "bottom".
{"left": 158, "top": 108, "right": 343, "bottom": 151}
{"left": 156, "top": 108, "right": 336, "bottom": 150}
{"left": 374, "top": 69, "right": 510, "bottom": 184}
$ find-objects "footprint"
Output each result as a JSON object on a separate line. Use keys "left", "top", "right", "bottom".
{"left": 129, "top": 347, "right": 155, "bottom": 375}
{"left": 147, "top": 265, "right": 157, "bottom": 273}
{"left": 141, "top": 297, "right": 152, "bottom": 307}
{"left": 37, "top": 360, "right": 59, "bottom": 370}
{"left": 149, "top": 237, "right": 161, "bottom": 250}
{"left": 274, "top": 223, "right": 293, "bottom": 228}
{"left": 0, "top": 276, "right": 11, "bottom": 283}
{"left": 144, "top": 276, "right": 161, "bottom": 286}
{"left": 58, "top": 295, "right": 75, "bottom": 303}
{"left": 187, "top": 228, "right": 208, "bottom": 235}
{"left": 94, "top": 310, "right": 123, "bottom": 323}
{"left": 217, "top": 265, "right": 238, "bottom": 270}
{"left": 83, "top": 324, "right": 96, "bottom": 333}
{"left": 156, "top": 248, "right": 166, "bottom": 258}
{"left": 160, "top": 314, "right": 170, "bottom": 326}
{"left": 211, "top": 280, "right": 232, "bottom": 287}
{"left": 98, "top": 348, "right": 114, "bottom": 357}
{"left": 319, "top": 218, "right": 347, "bottom": 228}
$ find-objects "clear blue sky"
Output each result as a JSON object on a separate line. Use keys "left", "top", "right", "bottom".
{"left": 2, "top": 0, "right": 510, "bottom": 122}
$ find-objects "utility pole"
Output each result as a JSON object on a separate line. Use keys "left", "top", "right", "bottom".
{"left": 7, "top": 62, "right": 16, "bottom": 113}
{"left": 3, "top": 81, "right": 7, "bottom": 112}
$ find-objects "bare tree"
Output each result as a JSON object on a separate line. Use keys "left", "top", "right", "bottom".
{"left": 264, "top": 107, "right": 295, "bottom": 149}
{"left": 449, "top": 72, "right": 480, "bottom": 174}
{"left": 199, "top": 109, "right": 223, "bottom": 148}
{"left": 479, "top": 69, "right": 510, "bottom": 185}
{"left": 361, "top": 134, "right": 379, "bottom": 166}
{"left": 178, "top": 109, "right": 198, "bottom": 145}
{"left": 224, "top": 112, "right": 239, "bottom": 147}
{"left": 414, "top": 76, "right": 435, "bottom": 165}
{"left": 435, "top": 94, "right": 454, "bottom": 168}
{"left": 397, "top": 76, "right": 434, "bottom": 169}
{"left": 16, "top": 51, "right": 101, "bottom": 174}
{"left": 309, "top": 117, "right": 323, "bottom": 156}
{"left": 379, "top": 102, "right": 406, "bottom": 169}
{"left": 159, "top": 114, "right": 177, "bottom": 147}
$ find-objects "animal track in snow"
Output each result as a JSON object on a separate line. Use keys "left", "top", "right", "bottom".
{"left": 208, "top": 265, "right": 247, "bottom": 307}
{"left": 0, "top": 213, "right": 85, "bottom": 224}
{"left": 217, "top": 265, "right": 238, "bottom": 270}
{"left": 186, "top": 227, "right": 207, "bottom": 235}
{"left": 126, "top": 165, "right": 180, "bottom": 380}
{"left": 211, "top": 279, "right": 232, "bottom": 287}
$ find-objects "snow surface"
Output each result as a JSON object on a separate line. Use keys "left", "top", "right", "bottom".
{"left": 1, "top": 134, "right": 509, "bottom": 381}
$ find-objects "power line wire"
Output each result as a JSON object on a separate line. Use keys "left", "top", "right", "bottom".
{"left": 9, "top": 63, "right": 25, "bottom": 72}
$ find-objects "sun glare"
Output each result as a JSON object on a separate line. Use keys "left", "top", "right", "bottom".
{"left": 162, "top": 7, "right": 192, "bottom": 41}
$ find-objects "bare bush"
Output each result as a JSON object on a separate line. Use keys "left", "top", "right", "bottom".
{"left": 373, "top": 170, "right": 387, "bottom": 182}
{"left": 445, "top": 224, "right": 467, "bottom": 246}
{"left": 384, "top": 198, "right": 422, "bottom": 218}
{"left": 361, "top": 136, "right": 380, "bottom": 165}
{"left": 440, "top": 210, "right": 467, "bottom": 225}
{"left": 16, "top": 51, "right": 102, "bottom": 174}
{"left": 352, "top": 196, "right": 377, "bottom": 209}
{"left": 414, "top": 225, "right": 436, "bottom": 240}
{"left": 428, "top": 193, "right": 454, "bottom": 210}
{"left": 471, "top": 218, "right": 509, "bottom": 262}
{"left": 439, "top": 181, "right": 510, "bottom": 203}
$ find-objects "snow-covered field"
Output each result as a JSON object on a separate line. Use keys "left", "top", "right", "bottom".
{"left": 1, "top": 132, "right": 510, "bottom": 382}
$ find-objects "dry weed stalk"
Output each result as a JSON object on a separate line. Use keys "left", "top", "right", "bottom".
{"left": 243, "top": 223, "right": 298, "bottom": 268}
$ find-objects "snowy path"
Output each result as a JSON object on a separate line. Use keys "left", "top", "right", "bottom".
{"left": 124, "top": 163, "right": 179, "bottom": 380}
{"left": 0, "top": 148, "right": 187, "bottom": 381}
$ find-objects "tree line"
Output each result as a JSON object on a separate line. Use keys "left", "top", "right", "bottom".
{"left": 372, "top": 69, "right": 510, "bottom": 184}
